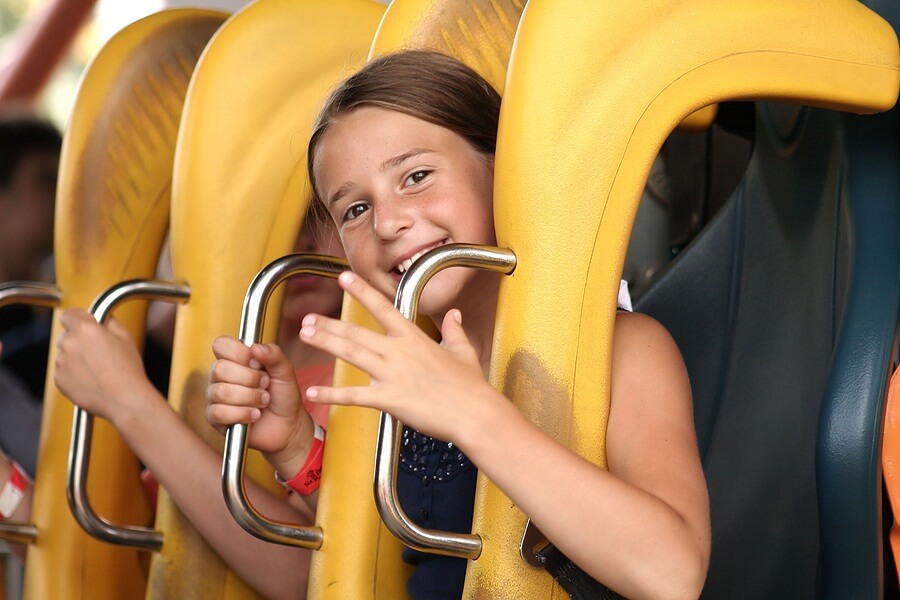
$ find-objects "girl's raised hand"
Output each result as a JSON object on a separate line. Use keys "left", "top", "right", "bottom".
{"left": 207, "top": 337, "right": 315, "bottom": 464}
{"left": 300, "top": 272, "right": 501, "bottom": 443}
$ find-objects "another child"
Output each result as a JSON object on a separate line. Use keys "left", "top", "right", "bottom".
{"left": 207, "top": 50, "right": 710, "bottom": 600}
{"left": 53, "top": 214, "right": 343, "bottom": 599}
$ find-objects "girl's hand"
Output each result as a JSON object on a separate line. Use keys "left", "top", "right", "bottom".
{"left": 55, "top": 309, "right": 159, "bottom": 423}
{"left": 300, "top": 272, "right": 500, "bottom": 443}
{"left": 206, "top": 337, "right": 315, "bottom": 467}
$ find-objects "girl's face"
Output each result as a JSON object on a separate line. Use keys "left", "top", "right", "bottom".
{"left": 281, "top": 217, "right": 346, "bottom": 323}
{"left": 312, "top": 107, "right": 496, "bottom": 318}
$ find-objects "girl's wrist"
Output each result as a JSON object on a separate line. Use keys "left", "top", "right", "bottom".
{"left": 109, "top": 382, "right": 166, "bottom": 434}
{"left": 268, "top": 414, "right": 317, "bottom": 480}
{"left": 273, "top": 420, "right": 325, "bottom": 496}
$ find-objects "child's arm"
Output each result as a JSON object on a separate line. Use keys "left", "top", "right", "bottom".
{"left": 300, "top": 272, "right": 709, "bottom": 600}
{"left": 55, "top": 309, "right": 313, "bottom": 600}
{"left": 461, "top": 313, "right": 709, "bottom": 600}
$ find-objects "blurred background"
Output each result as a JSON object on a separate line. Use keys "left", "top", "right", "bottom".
{"left": 0, "top": 0, "right": 252, "bottom": 129}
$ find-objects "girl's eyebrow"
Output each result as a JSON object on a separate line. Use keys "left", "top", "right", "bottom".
{"left": 380, "top": 148, "right": 433, "bottom": 172}
{"left": 328, "top": 148, "right": 435, "bottom": 209}
{"left": 327, "top": 182, "right": 355, "bottom": 210}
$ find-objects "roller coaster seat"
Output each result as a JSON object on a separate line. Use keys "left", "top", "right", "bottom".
{"left": 634, "top": 10, "right": 900, "bottom": 595}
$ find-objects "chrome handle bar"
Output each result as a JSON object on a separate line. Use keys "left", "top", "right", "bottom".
{"left": 375, "top": 243, "right": 516, "bottom": 559}
{"left": 222, "top": 253, "right": 347, "bottom": 548}
{"left": 67, "top": 279, "right": 189, "bottom": 550}
{"left": 0, "top": 281, "right": 63, "bottom": 309}
{"left": 0, "top": 282, "right": 62, "bottom": 544}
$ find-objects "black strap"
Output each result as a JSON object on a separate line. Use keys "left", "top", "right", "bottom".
{"left": 537, "top": 543, "right": 627, "bottom": 600}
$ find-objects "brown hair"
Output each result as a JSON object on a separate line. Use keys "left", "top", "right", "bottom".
{"left": 306, "top": 50, "right": 500, "bottom": 219}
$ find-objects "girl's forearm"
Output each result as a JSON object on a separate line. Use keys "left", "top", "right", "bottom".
{"left": 458, "top": 395, "right": 706, "bottom": 600}
{"left": 113, "top": 385, "right": 313, "bottom": 600}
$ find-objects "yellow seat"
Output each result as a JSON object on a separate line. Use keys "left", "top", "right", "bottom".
{"left": 476, "top": 0, "right": 898, "bottom": 597}
{"left": 15, "top": 10, "right": 226, "bottom": 600}
{"left": 165, "top": 0, "right": 384, "bottom": 597}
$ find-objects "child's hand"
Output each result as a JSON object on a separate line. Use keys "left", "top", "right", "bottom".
{"left": 299, "top": 272, "right": 499, "bottom": 443}
{"left": 55, "top": 308, "right": 158, "bottom": 423}
{"left": 207, "top": 337, "right": 314, "bottom": 465}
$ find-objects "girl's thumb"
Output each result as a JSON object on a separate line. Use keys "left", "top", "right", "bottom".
{"left": 440, "top": 309, "right": 468, "bottom": 349}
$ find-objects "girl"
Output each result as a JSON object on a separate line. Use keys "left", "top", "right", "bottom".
{"left": 207, "top": 50, "right": 710, "bottom": 600}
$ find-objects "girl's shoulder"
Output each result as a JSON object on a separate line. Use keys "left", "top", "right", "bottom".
{"left": 612, "top": 311, "right": 683, "bottom": 367}
{"left": 610, "top": 311, "right": 691, "bottom": 414}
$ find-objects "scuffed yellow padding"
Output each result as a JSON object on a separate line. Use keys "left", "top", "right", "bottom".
{"left": 23, "top": 10, "right": 226, "bottom": 600}
{"left": 469, "top": 0, "right": 899, "bottom": 597}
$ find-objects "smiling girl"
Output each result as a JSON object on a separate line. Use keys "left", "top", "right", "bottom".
{"left": 207, "top": 50, "right": 710, "bottom": 600}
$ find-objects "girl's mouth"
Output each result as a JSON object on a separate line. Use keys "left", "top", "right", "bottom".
{"left": 392, "top": 241, "right": 448, "bottom": 276}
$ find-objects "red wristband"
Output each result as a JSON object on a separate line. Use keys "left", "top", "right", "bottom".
{"left": 0, "top": 461, "right": 28, "bottom": 520}
{"left": 276, "top": 421, "right": 325, "bottom": 496}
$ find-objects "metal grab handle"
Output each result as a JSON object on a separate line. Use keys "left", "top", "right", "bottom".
{"left": 222, "top": 253, "right": 347, "bottom": 548}
{"left": 0, "top": 281, "right": 61, "bottom": 544}
{"left": 0, "top": 522, "right": 38, "bottom": 545}
{"left": 67, "top": 279, "right": 190, "bottom": 550}
{"left": 0, "top": 281, "right": 63, "bottom": 309}
{"left": 375, "top": 243, "right": 516, "bottom": 559}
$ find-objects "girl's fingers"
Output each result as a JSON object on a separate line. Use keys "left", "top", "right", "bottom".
{"left": 299, "top": 318, "right": 385, "bottom": 375}
{"left": 249, "top": 343, "right": 296, "bottom": 382}
{"left": 337, "top": 272, "right": 412, "bottom": 334}
{"left": 106, "top": 316, "right": 133, "bottom": 342}
{"left": 301, "top": 313, "right": 388, "bottom": 352}
{"left": 209, "top": 359, "right": 269, "bottom": 389}
{"left": 59, "top": 307, "right": 90, "bottom": 331}
{"left": 206, "top": 381, "right": 269, "bottom": 409}
{"left": 211, "top": 336, "right": 253, "bottom": 363}
{"left": 205, "top": 402, "right": 261, "bottom": 429}
{"left": 307, "top": 384, "right": 383, "bottom": 411}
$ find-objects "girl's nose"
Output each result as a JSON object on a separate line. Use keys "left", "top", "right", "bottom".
{"left": 373, "top": 197, "right": 413, "bottom": 241}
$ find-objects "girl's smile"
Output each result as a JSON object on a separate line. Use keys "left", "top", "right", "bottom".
{"left": 312, "top": 107, "right": 498, "bottom": 321}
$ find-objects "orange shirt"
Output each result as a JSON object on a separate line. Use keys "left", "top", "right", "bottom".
{"left": 297, "top": 362, "right": 334, "bottom": 429}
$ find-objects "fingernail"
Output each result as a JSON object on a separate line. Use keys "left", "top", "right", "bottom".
{"left": 259, "top": 373, "right": 270, "bottom": 388}
{"left": 339, "top": 271, "right": 355, "bottom": 285}
{"left": 249, "top": 359, "right": 262, "bottom": 369}
{"left": 306, "top": 387, "right": 318, "bottom": 400}
{"left": 453, "top": 309, "right": 462, "bottom": 324}
{"left": 302, "top": 315, "right": 316, "bottom": 327}
{"left": 250, "top": 408, "right": 261, "bottom": 421}
{"left": 260, "top": 391, "right": 270, "bottom": 407}
{"left": 300, "top": 325, "right": 315, "bottom": 339}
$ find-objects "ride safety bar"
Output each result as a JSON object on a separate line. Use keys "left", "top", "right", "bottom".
{"left": 376, "top": 243, "right": 516, "bottom": 559}
{"left": 222, "top": 253, "right": 348, "bottom": 548}
{"left": 67, "top": 279, "right": 190, "bottom": 550}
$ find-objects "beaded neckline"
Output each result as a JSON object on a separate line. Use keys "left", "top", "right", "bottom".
{"left": 400, "top": 427, "right": 475, "bottom": 484}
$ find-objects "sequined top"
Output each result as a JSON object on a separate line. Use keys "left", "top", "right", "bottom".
{"left": 398, "top": 427, "right": 478, "bottom": 599}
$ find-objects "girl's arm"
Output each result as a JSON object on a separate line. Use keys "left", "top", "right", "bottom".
{"left": 301, "top": 273, "right": 709, "bottom": 600}
{"left": 55, "top": 309, "right": 313, "bottom": 600}
{"left": 458, "top": 313, "right": 709, "bottom": 600}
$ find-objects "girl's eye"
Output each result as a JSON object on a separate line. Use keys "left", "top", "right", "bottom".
{"left": 342, "top": 203, "right": 369, "bottom": 223}
{"left": 403, "top": 170, "right": 430, "bottom": 187}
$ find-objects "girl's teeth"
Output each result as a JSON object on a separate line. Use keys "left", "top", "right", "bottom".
{"left": 397, "top": 250, "right": 428, "bottom": 274}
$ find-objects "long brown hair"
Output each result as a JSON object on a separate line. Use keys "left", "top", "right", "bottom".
{"left": 307, "top": 50, "right": 500, "bottom": 217}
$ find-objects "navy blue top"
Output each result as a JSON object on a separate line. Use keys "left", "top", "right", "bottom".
{"left": 398, "top": 427, "right": 478, "bottom": 599}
